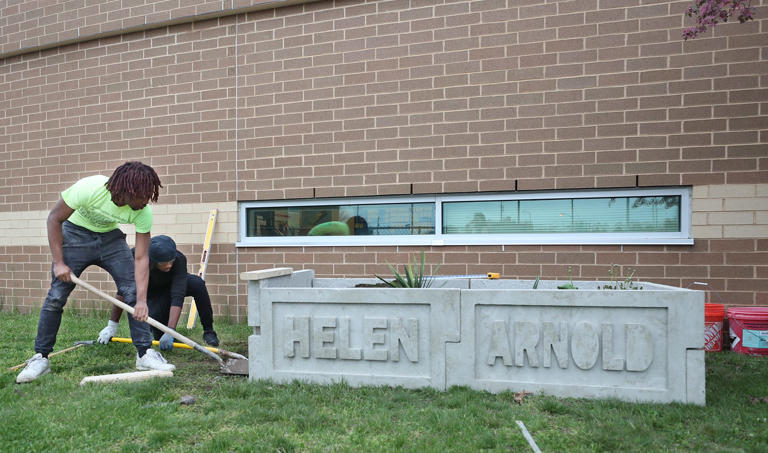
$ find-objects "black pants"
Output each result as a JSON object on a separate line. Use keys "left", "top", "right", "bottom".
{"left": 147, "top": 274, "right": 215, "bottom": 340}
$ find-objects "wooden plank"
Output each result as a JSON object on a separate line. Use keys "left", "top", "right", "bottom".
{"left": 239, "top": 267, "right": 293, "bottom": 281}
{"left": 79, "top": 370, "right": 173, "bottom": 385}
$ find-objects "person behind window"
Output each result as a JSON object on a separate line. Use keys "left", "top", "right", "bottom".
{"left": 307, "top": 220, "right": 350, "bottom": 236}
{"left": 465, "top": 212, "right": 488, "bottom": 233}
{"left": 347, "top": 215, "right": 370, "bottom": 235}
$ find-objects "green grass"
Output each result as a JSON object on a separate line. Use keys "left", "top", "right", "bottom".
{"left": 2, "top": 311, "right": 767, "bottom": 452}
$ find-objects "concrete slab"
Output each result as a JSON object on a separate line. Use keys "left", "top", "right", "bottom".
{"left": 446, "top": 288, "right": 704, "bottom": 404}
{"left": 244, "top": 269, "right": 705, "bottom": 404}
{"left": 249, "top": 287, "right": 460, "bottom": 390}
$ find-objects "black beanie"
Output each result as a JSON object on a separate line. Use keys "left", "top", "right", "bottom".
{"left": 149, "top": 235, "right": 176, "bottom": 262}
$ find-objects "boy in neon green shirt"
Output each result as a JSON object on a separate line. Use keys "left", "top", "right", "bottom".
{"left": 17, "top": 162, "right": 175, "bottom": 383}
{"left": 61, "top": 174, "right": 154, "bottom": 233}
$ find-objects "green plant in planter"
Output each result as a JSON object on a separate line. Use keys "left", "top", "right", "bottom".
{"left": 532, "top": 275, "right": 540, "bottom": 289}
{"left": 557, "top": 266, "right": 578, "bottom": 290}
{"left": 375, "top": 251, "right": 441, "bottom": 288}
{"left": 598, "top": 264, "right": 643, "bottom": 290}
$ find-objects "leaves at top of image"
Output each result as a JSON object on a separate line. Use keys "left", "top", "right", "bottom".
{"left": 683, "top": 0, "right": 755, "bottom": 40}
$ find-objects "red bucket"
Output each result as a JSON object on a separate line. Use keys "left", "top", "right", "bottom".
{"left": 704, "top": 303, "right": 725, "bottom": 352}
{"left": 727, "top": 307, "right": 768, "bottom": 356}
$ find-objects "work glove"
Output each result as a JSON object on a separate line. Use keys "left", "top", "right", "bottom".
{"left": 97, "top": 320, "right": 119, "bottom": 344}
{"left": 158, "top": 332, "right": 174, "bottom": 351}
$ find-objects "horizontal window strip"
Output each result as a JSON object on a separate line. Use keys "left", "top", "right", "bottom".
{"left": 238, "top": 187, "right": 692, "bottom": 247}
{"left": 443, "top": 196, "right": 681, "bottom": 235}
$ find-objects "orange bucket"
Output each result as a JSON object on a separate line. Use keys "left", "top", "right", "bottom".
{"left": 704, "top": 303, "right": 725, "bottom": 352}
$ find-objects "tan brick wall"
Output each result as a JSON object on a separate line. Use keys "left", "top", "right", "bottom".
{"left": 0, "top": 201, "right": 243, "bottom": 319}
{"left": 1, "top": 0, "right": 767, "bottom": 316}
{"left": 0, "top": 202, "right": 237, "bottom": 247}
{"left": 0, "top": 0, "right": 307, "bottom": 57}
{"left": 0, "top": 241, "right": 245, "bottom": 319}
{"left": 693, "top": 184, "right": 768, "bottom": 239}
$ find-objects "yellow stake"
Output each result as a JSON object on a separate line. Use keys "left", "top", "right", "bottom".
{"left": 186, "top": 209, "right": 217, "bottom": 329}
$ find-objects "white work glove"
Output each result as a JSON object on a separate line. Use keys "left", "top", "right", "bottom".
{"left": 97, "top": 320, "right": 119, "bottom": 344}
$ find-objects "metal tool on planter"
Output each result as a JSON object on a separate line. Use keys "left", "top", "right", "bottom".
{"left": 70, "top": 273, "right": 248, "bottom": 375}
{"left": 431, "top": 272, "right": 500, "bottom": 279}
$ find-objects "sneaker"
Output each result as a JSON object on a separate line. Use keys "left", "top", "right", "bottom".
{"left": 136, "top": 349, "right": 176, "bottom": 372}
{"left": 203, "top": 330, "right": 219, "bottom": 347}
{"left": 16, "top": 353, "right": 50, "bottom": 383}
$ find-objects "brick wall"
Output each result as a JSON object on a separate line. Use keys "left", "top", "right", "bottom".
{"left": 1, "top": 0, "right": 766, "bottom": 318}
{"left": 0, "top": 0, "right": 303, "bottom": 57}
{"left": 0, "top": 203, "right": 242, "bottom": 317}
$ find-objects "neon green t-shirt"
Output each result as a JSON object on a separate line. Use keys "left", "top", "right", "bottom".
{"left": 61, "top": 175, "right": 153, "bottom": 233}
{"left": 307, "top": 221, "right": 350, "bottom": 236}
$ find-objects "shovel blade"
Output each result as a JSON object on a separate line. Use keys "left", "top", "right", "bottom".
{"left": 220, "top": 358, "right": 249, "bottom": 375}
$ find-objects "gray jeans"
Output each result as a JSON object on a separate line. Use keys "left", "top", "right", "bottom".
{"left": 34, "top": 221, "right": 152, "bottom": 355}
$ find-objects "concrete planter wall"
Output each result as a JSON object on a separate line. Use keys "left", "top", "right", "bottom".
{"left": 242, "top": 269, "right": 705, "bottom": 405}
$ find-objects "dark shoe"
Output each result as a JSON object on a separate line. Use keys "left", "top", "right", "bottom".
{"left": 203, "top": 330, "right": 219, "bottom": 347}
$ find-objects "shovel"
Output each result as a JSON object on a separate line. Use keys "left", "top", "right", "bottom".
{"left": 70, "top": 273, "right": 248, "bottom": 375}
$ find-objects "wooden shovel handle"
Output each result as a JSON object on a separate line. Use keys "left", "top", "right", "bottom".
{"left": 70, "top": 273, "right": 224, "bottom": 366}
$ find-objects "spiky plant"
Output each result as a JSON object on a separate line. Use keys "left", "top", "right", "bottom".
{"left": 375, "top": 251, "right": 440, "bottom": 288}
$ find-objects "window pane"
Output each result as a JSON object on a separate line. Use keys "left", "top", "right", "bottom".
{"left": 520, "top": 199, "right": 573, "bottom": 233}
{"left": 443, "top": 201, "right": 498, "bottom": 233}
{"left": 443, "top": 196, "right": 680, "bottom": 234}
{"left": 627, "top": 196, "right": 680, "bottom": 232}
{"left": 246, "top": 203, "right": 435, "bottom": 237}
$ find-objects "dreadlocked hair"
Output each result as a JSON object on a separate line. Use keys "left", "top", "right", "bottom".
{"left": 106, "top": 161, "right": 162, "bottom": 206}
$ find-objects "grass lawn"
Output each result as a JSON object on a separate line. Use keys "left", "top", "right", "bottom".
{"left": 1, "top": 310, "right": 767, "bottom": 452}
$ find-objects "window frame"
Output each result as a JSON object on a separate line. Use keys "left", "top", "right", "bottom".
{"left": 237, "top": 187, "right": 693, "bottom": 247}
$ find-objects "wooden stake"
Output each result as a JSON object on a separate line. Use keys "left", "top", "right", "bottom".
{"left": 8, "top": 343, "right": 85, "bottom": 371}
{"left": 187, "top": 209, "right": 217, "bottom": 329}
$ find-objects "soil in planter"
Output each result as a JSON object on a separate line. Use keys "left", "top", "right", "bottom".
{"left": 355, "top": 281, "right": 402, "bottom": 288}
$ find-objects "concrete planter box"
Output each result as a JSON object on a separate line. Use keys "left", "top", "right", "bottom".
{"left": 242, "top": 269, "right": 705, "bottom": 405}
